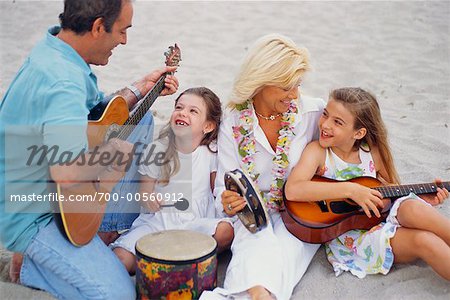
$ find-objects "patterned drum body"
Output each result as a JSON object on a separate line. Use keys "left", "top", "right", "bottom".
{"left": 135, "top": 230, "right": 217, "bottom": 300}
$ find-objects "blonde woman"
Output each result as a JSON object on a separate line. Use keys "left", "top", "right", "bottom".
{"left": 201, "top": 34, "right": 325, "bottom": 300}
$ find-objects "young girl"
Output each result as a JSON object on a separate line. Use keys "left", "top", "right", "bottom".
{"left": 112, "top": 87, "right": 234, "bottom": 274}
{"left": 285, "top": 87, "right": 450, "bottom": 280}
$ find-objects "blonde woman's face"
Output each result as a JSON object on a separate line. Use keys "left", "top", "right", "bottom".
{"left": 253, "top": 85, "right": 299, "bottom": 114}
{"left": 170, "top": 94, "right": 212, "bottom": 140}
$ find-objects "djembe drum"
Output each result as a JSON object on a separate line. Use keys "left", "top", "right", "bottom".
{"left": 135, "top": 230, "right": 218, "bottom": 300}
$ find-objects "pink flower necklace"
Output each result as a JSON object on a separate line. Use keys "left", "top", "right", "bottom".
{"left": 232, "top": 99, "right": 298, "bottom": 210}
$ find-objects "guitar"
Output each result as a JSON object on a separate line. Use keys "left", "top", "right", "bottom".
{"left": 280, "top": 175, "right": 449, "bottom": 244}
{"left": 53, "top": 44, "right": 182, "bottom": 247}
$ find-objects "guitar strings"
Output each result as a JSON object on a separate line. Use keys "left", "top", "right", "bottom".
{"left": 117, "top": 76, "right": 166, "bottom": 141}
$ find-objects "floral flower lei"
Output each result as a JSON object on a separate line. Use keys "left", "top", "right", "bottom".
{"left": 232, "top": 99, "right": 298, "bottom": 210}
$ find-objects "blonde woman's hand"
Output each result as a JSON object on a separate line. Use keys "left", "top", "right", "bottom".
{"left": 221, "top": 190, "right": 247, "bottom": 216}
{"left": 348, "top": 182, "right": 384, "bottom": 218}
{"left": 419, "top": 178, "right": 449, "bottom": 206}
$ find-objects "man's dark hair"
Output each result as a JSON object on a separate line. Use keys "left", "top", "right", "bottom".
{"left": 59, "top": 0, "right": 124, "bottom": 34}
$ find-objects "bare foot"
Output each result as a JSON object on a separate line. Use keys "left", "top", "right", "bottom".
{"left": 98, "top": 231, "right": 120, "bottom": 245}
{"left": 9, "top": 252, "right": 23, "bottom": 283}
{"left": 248, "top": 285, "right": 275, "bottom": 300}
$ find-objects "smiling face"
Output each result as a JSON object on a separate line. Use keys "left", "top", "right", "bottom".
{"left": 252, "top": 84, "right": 299, "bottom": 115}
{"left": 90, "top": 1, "right": 133, "bottom": 65}
{"left": 318, "top": 98, "right": 366, "bottom": 151}
{"left": 170, "top": 93, "right": 214, "bottom": 142}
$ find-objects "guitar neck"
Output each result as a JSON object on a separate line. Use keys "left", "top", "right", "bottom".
{"left": 117, "top": 74, "right": 168, "bottom": 140}
{"left": 374, "top": 181, "right": 450, "bottom": 199}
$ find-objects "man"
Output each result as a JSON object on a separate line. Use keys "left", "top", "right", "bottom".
{"left": 0, "top": 0, "right": 178, "bottom": 298}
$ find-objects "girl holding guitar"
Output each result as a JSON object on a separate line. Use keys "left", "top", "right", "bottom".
{"left": 284, "top": 87, "right": 450, "bottom": 280}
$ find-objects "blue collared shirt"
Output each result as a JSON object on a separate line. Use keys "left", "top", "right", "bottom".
{"left": 0, "top": 26, "right": 103, "bottom": 252}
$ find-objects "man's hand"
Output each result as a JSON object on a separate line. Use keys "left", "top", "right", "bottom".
{"left": 109, "top": 138, "right": 134, "bottom": 172}
{"left": 134, "top": 66, "right": 179, "bottom": 97}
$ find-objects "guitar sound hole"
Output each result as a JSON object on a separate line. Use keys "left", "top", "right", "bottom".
{"left": 317, "top": 201, "right": 329, "bottom": 212}
{"left": 104, "top": 123, "right": 121, "bottom": 142}
{"left": 329, "top": 201, "right": 360, "bottom": 214}
{"left": 108, "top": 132, "right": 119, "bottom": 139}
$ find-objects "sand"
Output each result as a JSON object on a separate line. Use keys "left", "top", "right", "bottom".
{"left": 0, "top": 0, "right": 449, "bottom": 299}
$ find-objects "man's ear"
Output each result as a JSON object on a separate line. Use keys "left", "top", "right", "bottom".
{"left": 91, "top": 17, "right": 106, "bottom": 38}
{"left": 354, "top": 127, "right": 367, "bottom": 140}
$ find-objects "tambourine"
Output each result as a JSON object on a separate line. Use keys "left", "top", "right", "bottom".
{"left": 224, "top": 169, "right": 269, "bottom": 233}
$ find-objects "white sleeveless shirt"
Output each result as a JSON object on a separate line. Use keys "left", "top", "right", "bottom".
{"left": 321, "top": 147, "right": 376, "bottom": 181}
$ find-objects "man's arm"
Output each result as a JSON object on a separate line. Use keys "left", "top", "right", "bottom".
{"left": 50, "top": 138, "right": 133, "bottom": 188}
{"left": 52, "top": 67, "right": 178, "bottom": 187}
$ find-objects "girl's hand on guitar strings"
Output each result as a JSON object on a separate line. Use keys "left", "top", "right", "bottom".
{"left": 419, "top": 178, "right": 449, "bottom": 206}
{"left": 348, "top": 183, "right": 384, "bottom": 218}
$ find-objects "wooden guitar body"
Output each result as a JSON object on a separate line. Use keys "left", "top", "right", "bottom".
{"left": 87, "top": 95, "right": 129, "bottom": 147}
{"left": 54, "top": 182, "right": 106, "bottom": 247}
{"left": 54, "top": 96, "right": 130, "bottom": 246}
{"left": 281, "top": 176, "right": 449, "bottom": 244}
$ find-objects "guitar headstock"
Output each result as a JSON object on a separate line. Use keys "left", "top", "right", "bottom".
{"left": 164, "top": 43, "right": 182, "bottom": 67}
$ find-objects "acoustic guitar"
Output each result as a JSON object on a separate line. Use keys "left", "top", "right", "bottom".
{"left": 53, "top": 45, "right": 181, "bottom": 247}
{"left": 281, "top": 175, "right": 449, "bottom": 244}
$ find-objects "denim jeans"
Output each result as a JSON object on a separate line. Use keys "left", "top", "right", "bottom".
{"left": 20, "top": 220, "right": 135, "bottom": 300}
{"left": 99, "top": 112, "right": 155, "bottom": 232}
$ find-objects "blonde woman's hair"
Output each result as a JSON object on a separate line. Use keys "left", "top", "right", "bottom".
{"left": 329, "top": 87, "right": 400, "bottom": 184}
{"left": 228, "top": 34, "right": 311, "bottom": 108}
{"left": 158, "top": 87, "right": 222, "bottom": 185}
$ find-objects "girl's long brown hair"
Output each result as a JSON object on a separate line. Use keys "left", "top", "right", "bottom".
{"left": 330, "top": 87, "right": 400, "bottom": 184}
{"left": 158, "top": 87, "right": 222, "bottom": 185}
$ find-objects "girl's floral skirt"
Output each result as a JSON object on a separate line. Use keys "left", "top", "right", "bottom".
{"left": 325, "top": 193, "right": 428, "bottom": 278}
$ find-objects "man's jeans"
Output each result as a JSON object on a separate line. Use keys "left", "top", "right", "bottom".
{"left": 20, "top": 220, "right": 135, "bottom": 300}
{"left": 99, "top": 112, "right": 155, "bottom": 232}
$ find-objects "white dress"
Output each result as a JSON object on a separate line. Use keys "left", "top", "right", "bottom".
{"left": 201, "top": 96, "right": 325, "bottom": 300}
{"left": 111, "top": 142, "right": 231, "bottom": 254}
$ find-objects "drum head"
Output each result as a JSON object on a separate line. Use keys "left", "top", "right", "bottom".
{"left": 136, "top": 230, "right": 217, "bottom": 262}
{"left": 224, "top": 169, "right": 269, "bottom": 233}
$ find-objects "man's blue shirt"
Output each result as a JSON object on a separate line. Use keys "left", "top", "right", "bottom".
{"left": 0, "top": 26, "right": 103, "bottom": 252}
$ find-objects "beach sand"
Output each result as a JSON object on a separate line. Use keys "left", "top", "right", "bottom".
{"left": 1, "top": 1, "right": 449, "bottom": 299}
